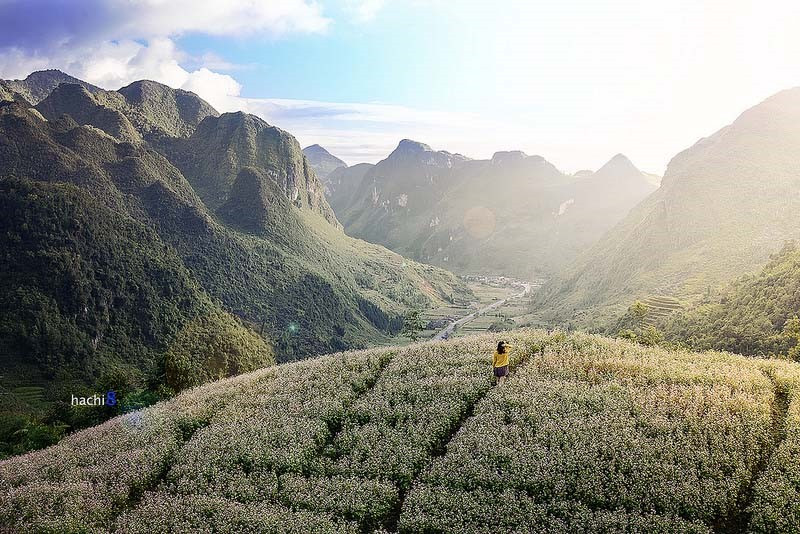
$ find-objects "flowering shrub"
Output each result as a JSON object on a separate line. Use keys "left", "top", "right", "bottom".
{"left": 401, "top": 483, "right": 710, "bottom": 533}
{"left": 745, "top": 361, "right": 800, "bottom": 533}
{"left": 405, "top": 334, "right": 781, "bottom": 531}
{"left": 2, "top": 330, "right": 800, "bottom": 533}
{"left": 0, "top": 367, "right": 275, "bottom": 530}
{"left": 114, "top": 491, "right": 359, "bottom": 533}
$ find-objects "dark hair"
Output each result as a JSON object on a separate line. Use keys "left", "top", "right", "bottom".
{"left": 497, "top": 341, "right": 506, "bottom": 354}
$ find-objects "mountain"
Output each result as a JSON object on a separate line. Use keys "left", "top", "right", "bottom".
{"left": 0, "top": 71, "right": 470, "bottom": 450}
{"left": 536, "top": 88, "right": 800, "bottom": 327}
{"left": 3, "top": 329, "right": 799, "bottom": 533}
{"left": 34, "top": 80, "right": 218, "bottom": 142}
{"left": 302, "top": 144, "right": 347, "bottom": 182}
{"left": 331, "top": 141, "right": 656, "bottom": 278}
{"left": 325, "top": 162, "right": 373, "bottom": 214}
{"left": 0, "top": 69, "right": 101, "bottom": 105}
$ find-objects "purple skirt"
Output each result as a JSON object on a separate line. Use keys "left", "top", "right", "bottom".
{"left": 494, "top": 365, "right": 508, "bottom": 377}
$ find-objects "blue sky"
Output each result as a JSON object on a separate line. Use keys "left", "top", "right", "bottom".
{"left": 1, "top": 1, "right": 799, "bottom": 172}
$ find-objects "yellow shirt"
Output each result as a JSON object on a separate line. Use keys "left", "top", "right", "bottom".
{"left": 493, "top": 347, "right": 511, "bottom": 368}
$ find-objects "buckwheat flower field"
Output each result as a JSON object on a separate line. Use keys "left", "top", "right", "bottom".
{"left": 2, "top": 330, "right": 799, "bottom": 532}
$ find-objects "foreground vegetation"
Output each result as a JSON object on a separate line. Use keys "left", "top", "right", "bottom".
{"left": 2, "top": 330, "right": 799, "bottom": 532}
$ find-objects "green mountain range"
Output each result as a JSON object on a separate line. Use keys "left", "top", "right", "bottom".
{"left": 326, "top": 140, "right": 657, "bottom": 278}
{"left": 536, "top": 88, "right": 800, "bottom": 327}
{"left": 0, "top": 71, "right": 469, "bottom": 452}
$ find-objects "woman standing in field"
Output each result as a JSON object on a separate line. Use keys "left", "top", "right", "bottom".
{"left": 493, "top": 340, "right": 511, "bottom": 385}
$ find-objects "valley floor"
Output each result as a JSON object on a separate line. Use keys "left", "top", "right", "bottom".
{"left": 2, "top": 330, "right": 799, "bottom": 533}
{"left": 386, "top": 276, "right": 542, "bottom": 346}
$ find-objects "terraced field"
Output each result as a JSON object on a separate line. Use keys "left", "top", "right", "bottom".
{"left": 2, "top": 330, "right": 799, "bottom": 533}
{"left": 640, "top": 295, "right": 684, "bottom": 327}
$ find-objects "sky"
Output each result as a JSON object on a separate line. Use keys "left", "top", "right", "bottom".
{"left": 1, "top": 0, "right": 799, "bottom": 174}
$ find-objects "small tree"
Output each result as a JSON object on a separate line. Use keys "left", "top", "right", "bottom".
{"left": 629, "top": 300, "right": 649, "bottom": 326}
{"left": 401, "top": 309, "right": 424, "bottom": 342}
{"left": 783, "top": 316, "right": 800, "bottom": 360}
{"left": 638, "top": 325, "right": 665, "bottom": 347}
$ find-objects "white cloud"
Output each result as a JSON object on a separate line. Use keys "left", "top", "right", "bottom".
{"left": 345, "top": 0, "right": 386, "bottom": 23}
{"left": 182, "top": 68, "right": 244, "bottom": 112}
{"left": 0, "top": 0, "right": 330, "bottom": 50}
{"left": 0, "top": 1, "right": 333, "bottom": 113}
{"left": 116, "top": 0, "right": 330, "bottom": 38}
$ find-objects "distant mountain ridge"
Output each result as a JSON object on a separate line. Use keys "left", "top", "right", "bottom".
{"left": 328, "top": 140, "right": 657, "bottom": 278}
{"left": 303, "top": 144, "right": 347, "bottom": 182}
{"left": 535, "top": 87, "right": 800, "bottom": 327}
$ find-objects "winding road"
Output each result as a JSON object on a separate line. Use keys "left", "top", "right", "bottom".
{"left": 433, "top": 282, "right": 532, "bottom": 340}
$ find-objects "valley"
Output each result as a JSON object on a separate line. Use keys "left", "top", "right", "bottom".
{"left": 3, "top": 3, "right": 800, "bottom": 533}
{"left": 375, "top": 276, "right": 541, "bottom": 346}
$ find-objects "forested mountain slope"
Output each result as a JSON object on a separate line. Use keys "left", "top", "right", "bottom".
{"left": 2, "top": 330, "right": 799, "bottom": 533}
{"left": 0, "top": 71, "right": 469, "bottom": 453}
{"left": 664, "top": 242, "right": 800, "bottom": 357}
{"left": 536, "top": 88, "right": 800, "bottom": 327}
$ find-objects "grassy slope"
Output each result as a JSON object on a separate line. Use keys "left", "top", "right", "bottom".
{"left": 3, "top": 330, "right": 800, "bottom": 533}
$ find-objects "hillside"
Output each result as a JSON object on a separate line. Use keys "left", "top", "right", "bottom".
{"left": 663, "top": 241, "right": 800, "bottom": 357}
{"left": 331, "top": 141, "right": 656, "bottom": 278}
{"left": 536, "top": 88, "right": 800, "bottom": 326}
{"left": 2, "top": 330, "right": 799, "bottom": 533}
{"left": 303, "top": 144, "right": 348, "bottom": 182}
{"left": 0, "top": 72, "right": 470, "bottom": 452}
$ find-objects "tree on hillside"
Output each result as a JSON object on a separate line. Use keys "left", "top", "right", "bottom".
{"left": 402, "top": 309, "right": 424, "bottom": 342}
{"left": 630, "top": 300, "right": 649, "bottom": 326}
{"left": 783, "top": 316, "right": 800, "bottom": 360}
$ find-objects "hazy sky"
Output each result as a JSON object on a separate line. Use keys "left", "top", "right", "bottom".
{"left": 1, "top": 0, "right": 799, "bottom": 173}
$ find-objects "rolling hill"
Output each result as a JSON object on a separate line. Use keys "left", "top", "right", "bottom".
{"left": 329, "top": 141, "right": 657, "bottom": 278}
{"left": 0, "top": 71, "right": 470, "bottom": 450}
{"left": 2, "top": 329, "right": 799, "bottom": 533}
{"left": 536, "top": 88, "right": 800, "bottom": 327}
